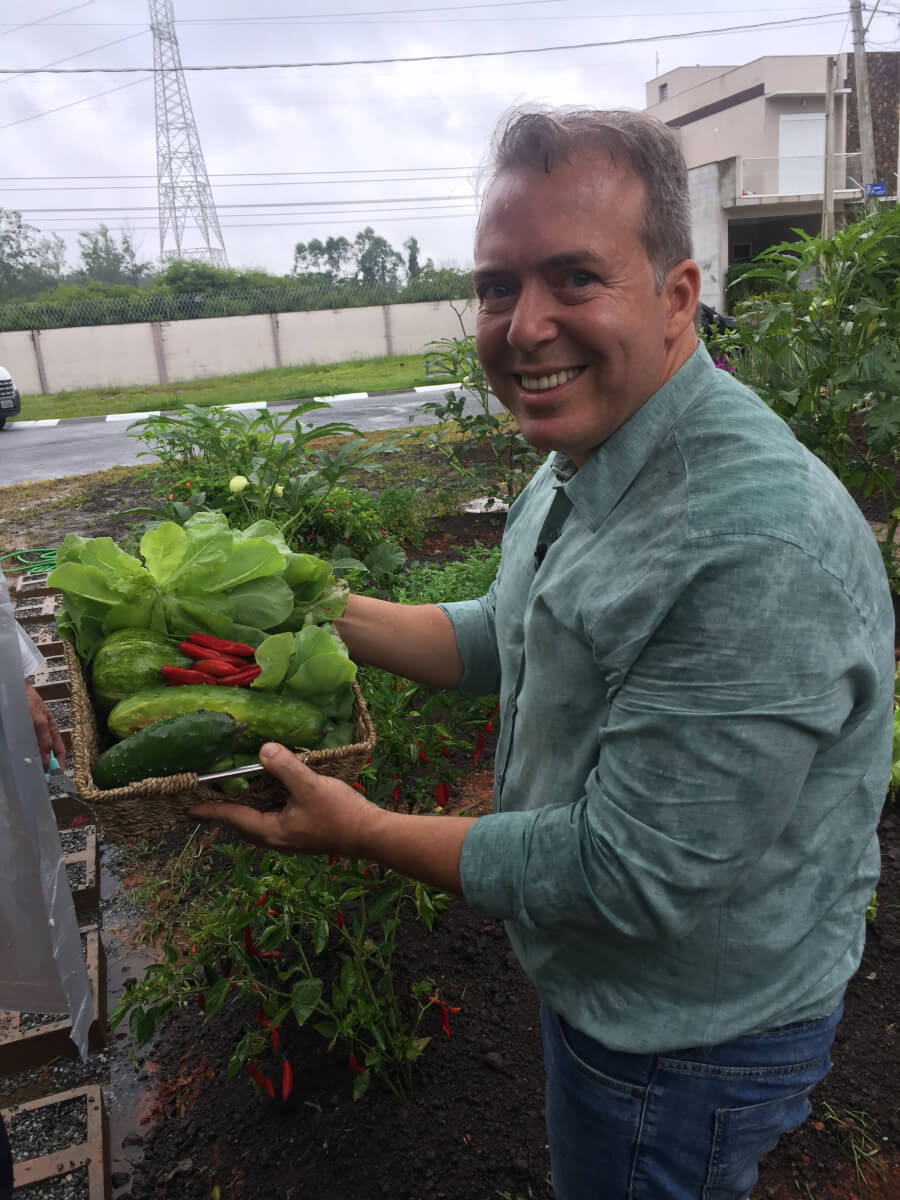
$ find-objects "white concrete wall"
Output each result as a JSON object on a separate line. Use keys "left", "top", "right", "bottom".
{"left": 386, "top": 299, "right": 476, "bottom": 354}
{"left": 39, "top": 323, "right": 158, "bottom": 392}
{"left": 277, "top": 306, "right": 386, "bottom": 367}
{"left": 160, "top": 313, "right": 275, "bottom": 382}
{"left": 0, "top": 331, "right": 42, "bottom": 396}
{"left": 689, "top": 162, "right": 730, "bottom": 310}
{"left": 3, "top": 298, "right": 477, "bottom": 395}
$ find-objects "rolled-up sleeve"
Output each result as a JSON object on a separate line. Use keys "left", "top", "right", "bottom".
{"left": 439, "top": 582, "right": 501, "bottom": 696}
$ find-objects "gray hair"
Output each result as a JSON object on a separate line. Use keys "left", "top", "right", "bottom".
{"left": 484, "top": 107, "right": 692, "bottom": 292}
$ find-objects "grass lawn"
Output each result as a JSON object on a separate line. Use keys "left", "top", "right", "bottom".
{"left": 14, "top": 353, "right": 454, "bottom": 422}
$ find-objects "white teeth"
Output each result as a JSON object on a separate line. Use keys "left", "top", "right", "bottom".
{"left": 519, "top": 367, "right": 581, "bottom": 392}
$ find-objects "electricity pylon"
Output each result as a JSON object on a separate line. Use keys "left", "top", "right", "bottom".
{"left": 150, "top": 0, "right": 228, "bottom": 266}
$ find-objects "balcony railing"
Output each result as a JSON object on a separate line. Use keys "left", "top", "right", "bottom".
{"left": 738, "top": 152, "right": 862, "bottom": 199}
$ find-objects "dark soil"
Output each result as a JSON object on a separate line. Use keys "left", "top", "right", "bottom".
{"left": 2, "top": 467, "right": 898, "bottom": 1200}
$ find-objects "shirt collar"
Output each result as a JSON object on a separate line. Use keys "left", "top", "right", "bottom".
{"left": 557, "top": 340, "right": 714, "bottom": 531}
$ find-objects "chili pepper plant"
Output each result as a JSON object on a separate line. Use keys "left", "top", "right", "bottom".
{"left": 111, "top": 844, "right": 453, "bottom": 1103}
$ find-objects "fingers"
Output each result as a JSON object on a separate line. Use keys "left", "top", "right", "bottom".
{"left": 257, "top": 742, "right": 317, "bottom": 791}
{"left": 188, "top": 800, "right": 286, "bottom": 847}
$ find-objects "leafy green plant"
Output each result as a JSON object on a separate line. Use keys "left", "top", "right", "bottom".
{"left": 111, "top": 845, "right": 453, "bottom": 1102}
{"left": 715, "top": 207, "right": 900, "bottom": 581}
{"left": 127, "top": 402, "right": 408, "bottom": 587}
{"left": 415, "top": 317, "right": 542, "bottom": 507}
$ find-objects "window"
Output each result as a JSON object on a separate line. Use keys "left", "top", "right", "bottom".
{"left": 732, "top": 242, "right": 752, "bottom": 262}
{"left": 659, "top": 83, "right": 668, "bottom": 101}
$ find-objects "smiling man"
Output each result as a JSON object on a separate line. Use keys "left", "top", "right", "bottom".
{"left": 192, "top": 109, "right": 895, "bottom": 1200}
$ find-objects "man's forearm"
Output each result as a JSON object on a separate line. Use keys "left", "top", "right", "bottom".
{"left": 336, "top": 594, "right": 464, "bottom": 689}
{"left": 350, "top": 804, "right": 477, "bottom": 895}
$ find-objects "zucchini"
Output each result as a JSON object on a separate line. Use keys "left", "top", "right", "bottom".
{"left": 91, "top": 710, "right": 245, "bottom": 790}
{"left": 107, "top": 684, "right": 325, "bottom": 751}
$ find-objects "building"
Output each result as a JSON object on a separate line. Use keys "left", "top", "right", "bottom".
{"left": 645, "top": 53, "right": 899, "bottom": 310}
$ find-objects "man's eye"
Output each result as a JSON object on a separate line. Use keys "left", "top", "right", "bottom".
{"left": 480, "top": 282, "right": 512, "bottom": 301}
{"left": 564, "top": 270, "right": 596, "bottom": 288}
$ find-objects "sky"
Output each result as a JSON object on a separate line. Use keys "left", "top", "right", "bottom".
{"left": 1, "top": 0, "right": 897, "bottom": 279}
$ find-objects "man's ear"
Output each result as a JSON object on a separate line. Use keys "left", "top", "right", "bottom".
{"left": 663, "top": 259, "right": 702, "bottom": 342}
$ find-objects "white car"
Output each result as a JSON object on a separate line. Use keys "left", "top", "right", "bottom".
{"left": 0, "top": 366, "right": 20, "bottom": 430}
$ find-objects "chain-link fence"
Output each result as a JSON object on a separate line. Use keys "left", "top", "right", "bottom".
{"left": 0, "top": 274, "right": 474, "bottom": 332}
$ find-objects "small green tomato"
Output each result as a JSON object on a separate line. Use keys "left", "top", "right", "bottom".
{"left": 273, "top": 484, "right": 284, "bottom": 497}
{"left": 229, "top": 475, "right": 249, "bottom": 494}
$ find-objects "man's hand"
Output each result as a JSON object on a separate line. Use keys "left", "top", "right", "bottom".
{"left": 25, "top": 679, "right": 66, "bottom": 770}
{"left": 189, "top": 742, "right": 476, "bottom": 896}
{"left": 189, "top": 742, "right": 374, "bottom": 856}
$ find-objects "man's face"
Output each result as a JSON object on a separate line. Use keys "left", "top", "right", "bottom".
{"left": 473, "top": 153, "right": 694, "bottom": 467}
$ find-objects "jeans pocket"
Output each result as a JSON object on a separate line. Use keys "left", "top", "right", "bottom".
{"left": 702, "top": 1085, "right": 814, "bottom": 1200}
{"left": 555, "top": 1016, "right": 648, "bottom": 1100}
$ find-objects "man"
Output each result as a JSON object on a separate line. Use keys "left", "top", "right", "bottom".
{"left": 191, "top": 108, "right": 894, "bottom": 1199}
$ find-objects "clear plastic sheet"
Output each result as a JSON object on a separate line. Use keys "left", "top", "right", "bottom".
{"left": 0, "top": 572, "right": 91, "bottom": 1057}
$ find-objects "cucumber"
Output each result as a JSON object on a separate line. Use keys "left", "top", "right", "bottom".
{"left": 91, "top": 629, "right": 191, "bottom": 715}
{"left": 107, "top": 685, "right": 325, "bottom": 751}
{"left": 91, "top": 710, "right": 245, "bottom": 790}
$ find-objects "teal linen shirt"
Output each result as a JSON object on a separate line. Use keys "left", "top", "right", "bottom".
{"left": 442, "top": 342, "right": 894, "bottom": 1054}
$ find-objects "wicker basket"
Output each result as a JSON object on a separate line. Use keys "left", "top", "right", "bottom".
{"left": 63, "top": 640, "right": 376, "bottom": 842}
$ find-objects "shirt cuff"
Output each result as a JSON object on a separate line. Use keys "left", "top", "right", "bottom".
{"left": 438, "top": 598, "right": 501, "bottom": 694}
{"left": 459, "top": 808, "right": 537, "bottom": 920}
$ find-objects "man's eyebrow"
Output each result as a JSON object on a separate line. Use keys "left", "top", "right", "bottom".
{"left": 472, "top": 251, "right": 610, "bottom": 283}
{"left": 543, "top": 250, "right": 610, "bottom": 272}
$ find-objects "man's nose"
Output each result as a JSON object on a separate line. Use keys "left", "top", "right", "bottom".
{"left": 506, "top": 281, "right": 558, "bottom": 352}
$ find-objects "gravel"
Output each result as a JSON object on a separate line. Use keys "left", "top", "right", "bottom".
{"left": 16, "top": 1166, "right": 89, "bottom": 1199}
{"left": 7, "top": 1097, "right": 87, "bottom": 1160}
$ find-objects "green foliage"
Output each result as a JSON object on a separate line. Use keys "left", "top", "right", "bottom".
{"left": 415, "top": 323, "right": 542, "bottom": 507}
{"left": 709, "top": 207, "right": 900, "bottom": 582}
{"left": 0, "top": 207, "right": 66, "bottom": 299}
{"left": 109, "top": 844, "right": 453, "bottom": 1102}
{"left": 393, "top": 543, "right": 501, "bottom": 606}
{"left": 75, "top": 224, "right": 153, "bottom": 287}
{"left": 126, "top": 403, "right": 409, "bottom": 589}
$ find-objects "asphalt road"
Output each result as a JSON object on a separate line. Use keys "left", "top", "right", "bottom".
{"left": 1, "top": 386, "right": 500, "bottom": 487}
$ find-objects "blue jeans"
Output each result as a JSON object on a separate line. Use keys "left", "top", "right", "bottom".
{"left": 541, "top": 1002, "right": 842, "bottom": 1200}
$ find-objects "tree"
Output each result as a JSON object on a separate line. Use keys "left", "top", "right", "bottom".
{"left": 404, "top": 236, "right": 421, "bottom": 281}
{"left": 353, "top": 227, "right": 403, "bottom": 289}
{"left": 76, "top": 224, "right": 153, "bottom": 286}
{"left": 0, "top": 208, "right": 67, "bottom": 298}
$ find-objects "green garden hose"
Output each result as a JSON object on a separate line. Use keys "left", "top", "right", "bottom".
{"left": 0, "top": 547, "right": 58, "bottom": 575}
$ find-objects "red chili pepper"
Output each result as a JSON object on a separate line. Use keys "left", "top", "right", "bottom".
{"left": 256, "top": 893, "right": 268, "bottom": 908}
{"left": 188, "top": 632, "right": 255, "bottom": 657}
{"left": 281, "top": 1059, "right": 293, "bottom": 1101}
{"left": 243, "top": 926, "right": 259, "bottom": 957}
{"left": 336, "top": 911, "right": 344, "bottom": 929}
{"left": 192, "top": 658, "right": 242, "bottom": 678}
{"left": 178, "top": 642, "right": 249, "bottom": 668}
{"left": 255, "top": 1009, "right": 268, "bottom": 1028}
{"left": 247, "top": 1062, "right": 274, "bottom": 1098}
{"left": 217, "top": 665, "right": 262, "bottom": 687}
{"left": 417, "top": 740, "right": 429, "bottom": 764}
{"left": 348, "top": 1055, "right": 364, "bottom": 1075}
{"left": 197, "top": 994, "right": 206, "bottom": 1013}
{"left": 472, "top": 729, "right": 487, "bottom": 767}
{"left": 391, "top": 778, "right": 401, "bottom": 805}
{"left": 161, "top": 665, "right": 219, "bottom": 687}
{"left": 271, "top": 1026, "right": 280, "bottom": 1051}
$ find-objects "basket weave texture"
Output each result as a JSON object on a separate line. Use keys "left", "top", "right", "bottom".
{"left": 64, "top": 640, "right": 376, "bottom": 841}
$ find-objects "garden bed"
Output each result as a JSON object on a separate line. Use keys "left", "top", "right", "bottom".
{"left": 1, "top": 460, "right": 897, "bottom": 1200}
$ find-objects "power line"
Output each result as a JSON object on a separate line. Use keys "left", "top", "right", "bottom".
{"left": 37, "top": 212, "right": 480, "bottom": 232}
{"left": 0, "top": 76, "right": 147, "bottom": 131}
{"left": 0, "top": 1, "right": 92, "bottom": 39}
{"left": 0, "top": 12, "right": 854, "bottom": 74}
{"left": 15, "top": 194, "right": 475, "bottom": 213}
{"left": 0, "top": 31, "right": 147, "bottom": 87}
{"left": 0, "top": 168, "right": 477, "bottom": 179}
{"left": 1, "top": 175, "right": 475, "bottom": 191}
{"left": 0, "top": 0, "right": 561, "bottom": 28}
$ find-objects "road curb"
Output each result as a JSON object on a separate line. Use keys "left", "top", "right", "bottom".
{"left": 10, "top": 381, "right": 461, "bottom": 430}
